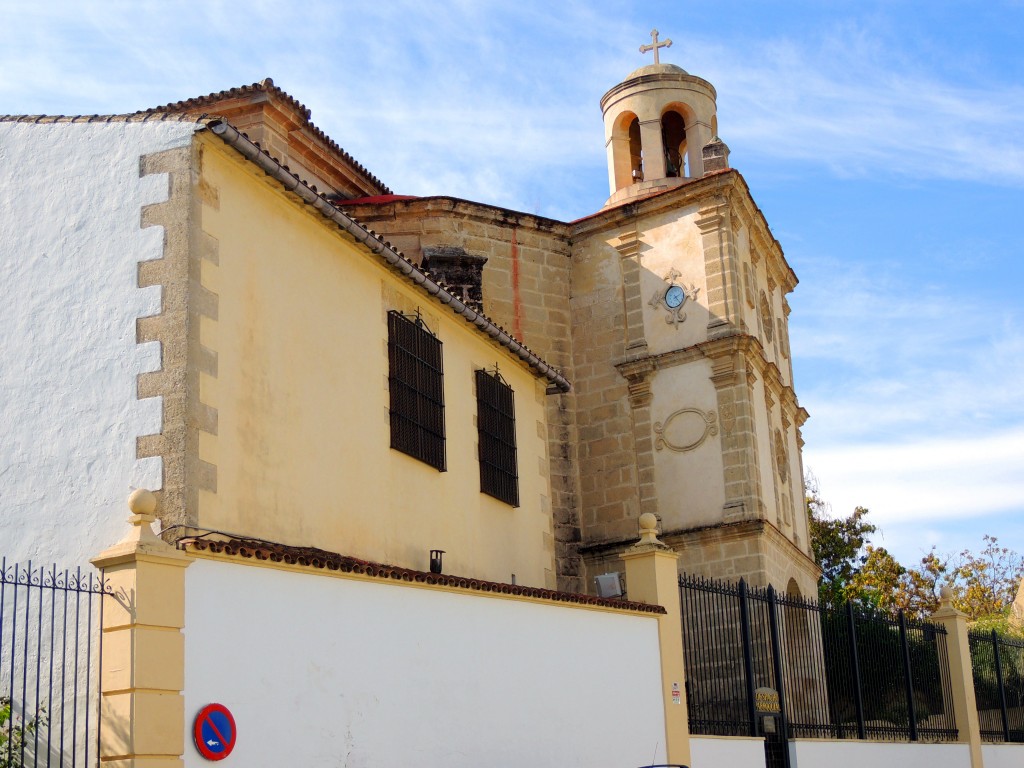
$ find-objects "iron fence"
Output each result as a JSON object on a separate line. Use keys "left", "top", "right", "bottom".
{"left": 1, "top": 559, "right": 109, "bottom": 768}
{"left": 679, "top": 574, "right": 957, "bottom": 744}
{"left": 969, "top": 629, "right": 1024, "bottom": 742}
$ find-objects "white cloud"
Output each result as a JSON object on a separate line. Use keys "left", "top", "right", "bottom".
{"left": 805, "top": 426, "right": 1024, "bottom": 533}
{"left": 793, "top": 254, "right": 1024, "bottom": 561}
{"left": 791, "top": 255, "right": 1024, "bottom": 437}
{"left": 687, "top": 26, "right": 1024, "bottom": 186}
{"left": 5, "top": 5, "right": 1024, "bottom": 213}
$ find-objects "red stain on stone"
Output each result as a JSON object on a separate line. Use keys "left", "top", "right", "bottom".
{"left": 511, "top": 227, "right": 523, "bottom": 340}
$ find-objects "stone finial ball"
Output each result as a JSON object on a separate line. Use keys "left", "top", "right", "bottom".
{"left": 940, "top": 585, "right": 953, "bottom": 601}
{"left": 639, "top": 512, "right": 658, "bottom": 532}
{"left": 127, "top": 488, "right": 157, "bottom": 516}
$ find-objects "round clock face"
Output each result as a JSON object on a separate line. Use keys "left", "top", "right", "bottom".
{"left": 665, "top": 284, "right": 686, "bottom": 309}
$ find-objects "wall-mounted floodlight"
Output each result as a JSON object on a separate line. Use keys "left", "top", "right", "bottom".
{"left": 595, "top": 572, "right": 624, "bottom": 598}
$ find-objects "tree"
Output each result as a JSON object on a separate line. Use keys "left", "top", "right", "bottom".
{"left": 805, "top": 474, "right": 1024, "bottom": 629}
{"left": 805, "top": 474, "right": 876, "bottom": 606}
{"left": 851, "top": 545, "right": 946, "bottom": 619}
{"left": 947, "top": 535, "right": 1024, "bottom": 630}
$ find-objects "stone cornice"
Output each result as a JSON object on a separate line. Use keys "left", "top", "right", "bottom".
{"left": 570, "top": 170, "right": 790, "bottom": 295}
{"left": 727, "top": 188, "right": 798, "bottom": 295}
{"left": 600, "top": 69, "right": 718, "bottom": 111}
{"left": 342, "top": 195, "right": 572, "bottom": 242}
{"left": 614, "top": 333, "right": 809, "bottom": 426}
{"left": 614, "top": 333, "right": 805, "bottom": 414}
{"left": 581, "top": 518, "right": 820, "bottom": 578}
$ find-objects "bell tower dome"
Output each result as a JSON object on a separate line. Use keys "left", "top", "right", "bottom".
{"left": 601, "top": 30, "right": 719, "bottom": 207}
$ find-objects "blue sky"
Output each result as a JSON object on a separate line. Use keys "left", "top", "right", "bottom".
{"left": 3, "top": 1, "right": 1021, "bottom": 570}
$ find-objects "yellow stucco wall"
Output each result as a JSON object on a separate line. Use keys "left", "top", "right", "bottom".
{"left": 193, "top": 135, "right": 556, "bottom": 588}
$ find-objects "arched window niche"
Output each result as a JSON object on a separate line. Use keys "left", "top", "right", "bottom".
{"left": 610, "top": 111, "right": 643, "bottom": 191}
{"left": 661, "top": 108, "right": 688, "bottom": 178}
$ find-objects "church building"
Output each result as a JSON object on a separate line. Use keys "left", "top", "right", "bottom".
{"left": 333, "top": 32, "right": 818, "bottom": 597}
{"left": 1, "top": 31, "right": 816, "bottom": 600}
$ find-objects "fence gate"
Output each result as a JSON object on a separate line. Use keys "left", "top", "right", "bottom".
{"left": 1, "top": 559, "right": 108, "bottom": 768}
{"left": 679, "top": 574, "right": 957, "bottom": 766}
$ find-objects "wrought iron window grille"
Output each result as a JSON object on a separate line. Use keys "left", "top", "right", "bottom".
{"left": 389, "top": 307, "right": 437, "bottom": 336}
{"left": 475, "top": 368, "right": 519, "bottom": 507}
{"left": 387, "top": 310, "right": 446, "bottom": 471}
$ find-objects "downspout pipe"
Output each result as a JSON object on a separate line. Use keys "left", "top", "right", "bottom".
{"left": 204, "top": 119, "right": 570, "bottom": 394}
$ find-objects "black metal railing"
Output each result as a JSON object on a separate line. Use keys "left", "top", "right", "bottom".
{"left": 679, "top": 574, "right": 957, "bottom": 744}
{"left": 969, "top": 629, "right": 1024, "bottom": 742}
{"left": 1, "top": 559, "right": 109, "bottom": 768}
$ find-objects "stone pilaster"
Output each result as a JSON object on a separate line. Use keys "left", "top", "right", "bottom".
{"left": 92, "top": 490, "right": 193, "bottom": 768}
{"left": 708, "top": 348, "right": 764, "bottom": 521}
{"left": 614, "top": 230, "right": 648, "bottom": 358}
{"left": 932, "top": 589, "right": 985, "bottom": 768}
{"left": 696, "top": 197, "right": 741, "bottom": 338}
{"left": 620, "top": 361, "right": 658, "bottom": 520}
{"left": 620, "top": 514, "right": 690, "bottom": 767}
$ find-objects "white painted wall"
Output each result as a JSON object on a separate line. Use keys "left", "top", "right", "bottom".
{"left": 184, "top": 558, "right": 668, "bottom": 768}
{"left": 0, "top": 121, "right": 195, "bottom": 566}
{"left": 691, "top": 735, "right": 765, "bottom": 767}
{"left": 983, "top": 743, "right": 1024, "bottom": 768}
{"left": 789, "top": 739, "right": 970, "bottom": 768}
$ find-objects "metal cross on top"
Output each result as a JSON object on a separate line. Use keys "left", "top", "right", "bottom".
{"left": 639, "top": 29, "right": 672, "bottom": 64}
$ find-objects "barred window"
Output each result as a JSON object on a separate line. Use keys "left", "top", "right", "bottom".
{"left": 388, "top": 311, "right": 446, "bottom": 471}
{"left": 476, "top": 369, "right": 518, "bottom": 506}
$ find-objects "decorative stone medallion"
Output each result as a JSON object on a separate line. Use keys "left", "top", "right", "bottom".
{"left": 743, "top": 262, "right": 756, "bottom": 308}
{"left": 654, "top": 408, "right": 718, "bottom": 452}
{"left": 650, "top": 268, "right": 700, "bottom": 328}
{"left": 759, "top": 292, "right": 774, "bottom": 343}
{"left": 774, "top": 429, "right": 789, "bottom": 483}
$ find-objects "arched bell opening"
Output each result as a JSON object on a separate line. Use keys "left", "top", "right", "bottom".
{"left": 610, "top": 111, "right": 644, "bottom": 191}
{"left": 628, "top": 117, "right": 642, "bottom": 180}
{"left": 661, "top": 109, "right": 688, "bottom": 178}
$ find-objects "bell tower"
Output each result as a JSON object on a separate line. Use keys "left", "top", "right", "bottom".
{"left": 601, "top": 30, "right": 719, "bottom": 207}
{"left": 570, "top": 32, "right": 819, "bottom": 598}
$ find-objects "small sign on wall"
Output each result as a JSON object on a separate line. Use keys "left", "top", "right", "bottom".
{"left": 194, "top": 703, "right": 237, "bottom": 761}
{"left": 754, "top": 687, "right": 780, "bottom": 714}
{"left": 671, "top": 682, "right": 681, "bottom": 705}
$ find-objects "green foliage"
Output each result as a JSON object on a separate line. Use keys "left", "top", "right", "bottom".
{"left": 805, "top": 475, "right": 1024, "bottom": 626}
{"left": 805, "top": 474, "right": 876, "bottom": 607}
{"left": 947, "top": 535, "right": 1024, "bottom": 626}
{"left": 0, "top": 697, "right": 46, "bottom": 768}
{"left": 850, "top": 546, "right": 946, "bottom": 619}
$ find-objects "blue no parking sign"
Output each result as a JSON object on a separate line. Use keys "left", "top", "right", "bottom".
{"left": 193, "top": 703, "right": 237, "bottom": 761}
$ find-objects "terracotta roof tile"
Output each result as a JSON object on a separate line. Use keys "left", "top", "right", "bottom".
{"left": 141, "top": 78, "right": 390, "bottom": 195}
{"left": 336, "top": 194, "right": 421, "bottom": 205}
{"left": 182, "top": 537, "right": 664, "bottom": 614}
{"left": 0, "top": 113, "right": 208, "bottom": 125}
